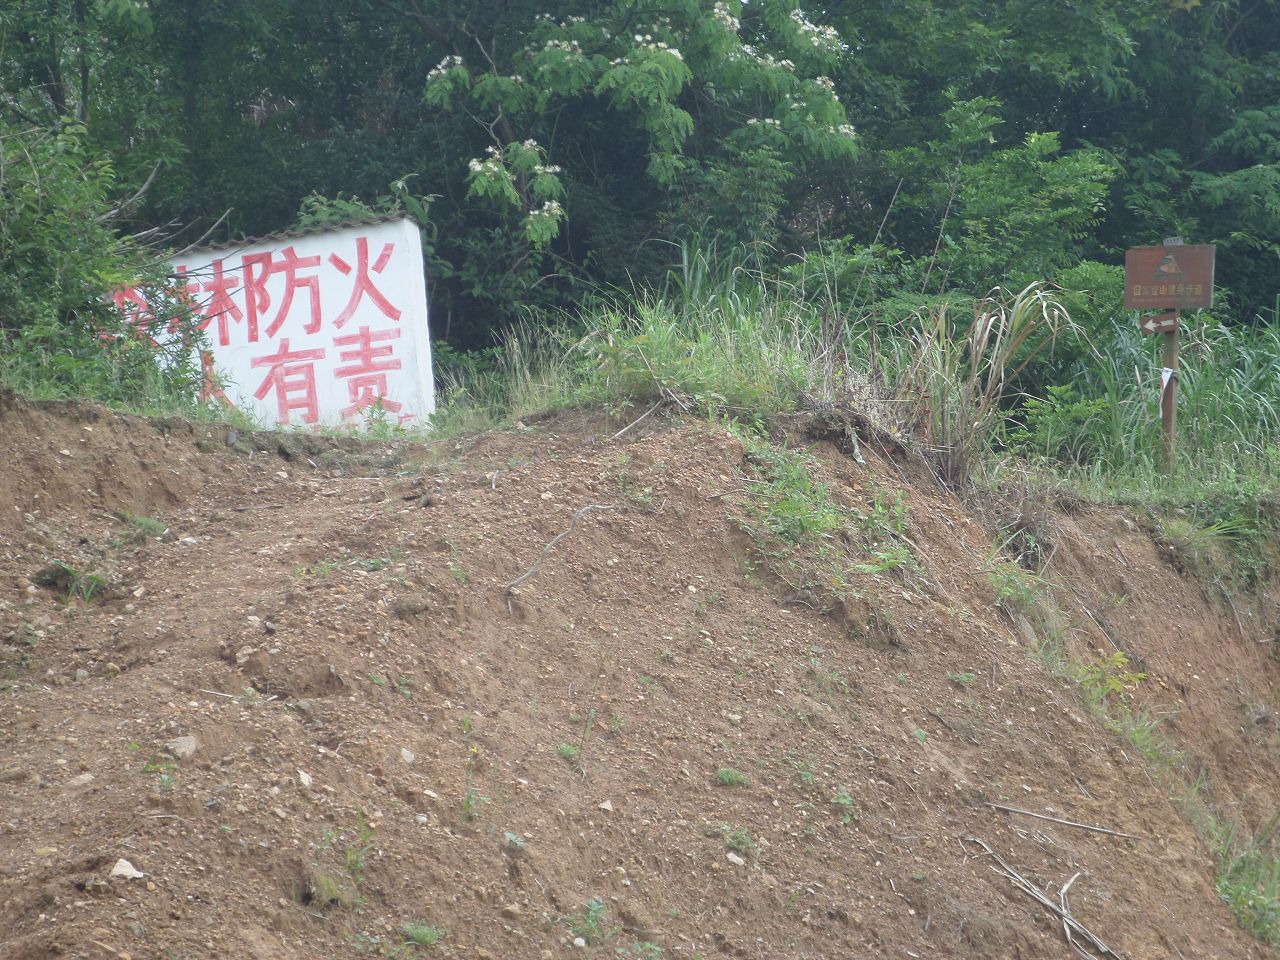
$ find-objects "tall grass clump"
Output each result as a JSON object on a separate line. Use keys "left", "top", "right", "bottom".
{"left": 428, "top": 245, "right": 841, "bottom": 432}
{"left": 1006, "top": 309, "right": 1280, "bottom": 480}
{"left": 871, "top": 283, "right": 1075, "bottom": 486}
{"left": 1210, "top": 814, "right": 1280, "bottom": 945}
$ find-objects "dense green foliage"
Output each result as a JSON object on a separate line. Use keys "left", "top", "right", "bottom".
{"left": 3, "top": 0, "right": 1278, "bottom": 345}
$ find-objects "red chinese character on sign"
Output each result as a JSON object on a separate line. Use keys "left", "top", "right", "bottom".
{"left": 201, "top": 258, "right": 254, "bottom": 346}
{"left": 333, "top": 325, "right": 403, "bottom": 418}
{"left": 251, "top": 338, "right": 326, "bottom": 425}
{"left": 328, "top": 237, "right": 401, "bottom": 328}
{"left": 242, "top": 246, "right": 323, "bottom": 339}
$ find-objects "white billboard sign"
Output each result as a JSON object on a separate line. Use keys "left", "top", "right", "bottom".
{"left": 114, "top": 217, "right": 435, "bottom": 429}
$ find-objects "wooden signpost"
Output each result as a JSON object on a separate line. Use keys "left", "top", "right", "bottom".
{"left": 1123, "top": 241, "right": 1215, "bottom": 470}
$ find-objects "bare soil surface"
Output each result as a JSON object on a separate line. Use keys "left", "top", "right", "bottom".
{"left": 2, "top": 389, "right": 1277, "bottom": 959}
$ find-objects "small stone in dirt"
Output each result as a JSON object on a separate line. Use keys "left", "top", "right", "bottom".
{"left": 415, "top": 814, "right": 428, "bottom": 824}
{"left": 165, "top": 736, "right": 198, "bottom": 761}
{"left": 74, "top": 668, "right": 89, "bottom": 683}
{"left": 272, "top": 807, "right": 288, "bottom": 820}
{"left": 66, "top": 773, "right": 94, "bottom": 788}
{"left": 110, "top": 859, "right": 145, "bottom": 880}
{"left": 105, "top": 663, "right": 121, "bottom": 676}
{"left": 179, "top": 536, "right": 199, "bottom": 546}
{"left": 597, "top": 800, "right": 614, "bottom": 812}
{"left": 293, "top": 699, "right": 316, "bottom": 714}
{"left": 500, "top": 903, "right": 522, "bottom": 919}
{"left": 726, "top": 852, "right": 746, "bottom": 867}
{"left": 573, "top": 937, "right": 587, "bottom": 948}
{"left": 399, "top": 747, "right": 415, "bottom": 764}
{"left": 297, "top": 769, "right": 312, "bottom": 789}
{"left": 34, "top": 846, "right": 57, "bottom": 858}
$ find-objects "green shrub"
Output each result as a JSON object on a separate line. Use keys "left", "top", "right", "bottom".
{"left": 0, "top": 122, "right": 204, "bottom": 409}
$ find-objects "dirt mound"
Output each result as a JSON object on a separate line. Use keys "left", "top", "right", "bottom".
{"left": 1, "top": 395, "right": 1276, "bottom": 959}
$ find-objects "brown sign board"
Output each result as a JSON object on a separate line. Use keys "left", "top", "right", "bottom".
{"left": 1124, "top": 245, "right": 1215, "bottom": 310}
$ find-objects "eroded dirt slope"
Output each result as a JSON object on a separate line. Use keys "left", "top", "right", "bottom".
{"left": 1, "top": 394, "right": 1277, "bottom": 959}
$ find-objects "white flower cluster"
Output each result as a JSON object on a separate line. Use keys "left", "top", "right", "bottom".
{"left": 629, "top": 35, "right": 684, "bottom": 61}
{"left": 746, "top": 117, "right": 782, "bottom": 128}
{"left": 533, "top": 163, "right": 563, "bottom": 176}
{"left": 712, "top": 2, "right": 739, "bottom": 32}
{"left": 753, "top": 51, "right": 795, "bottom": 71}
{"left": 814, "top": 75, "right": 835, "bottom": 92}
{"left": 467, "top": 156, "right": 504, "bottom": 176}
{"left": 544, "top": 38, "right": 584, "bottom": 54}
{"left": 790, "top": 9, "right": 841, "bottom": 52}
{"left": 530, "top": 199, "right": 564, "bottom": 219}
{"left": 835, "top": 123, "right": 856, "bottom": 139}
{"left": 427, "top": 55, "right": 462, "bottom": 82}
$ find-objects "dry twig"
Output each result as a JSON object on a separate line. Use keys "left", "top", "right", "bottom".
{"left": 985, "top": 802, "right": 1143, "bottom": 840}
{"left": 965, "top": 837, "right": 1122, "bottom": 959}
{"left": 611, "top": 401, "right": 665, "bottom": 441}
{"left": 505, "top": 504, "right": 614, "bottom": 591}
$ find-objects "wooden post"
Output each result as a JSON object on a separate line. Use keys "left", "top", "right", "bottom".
{"left": 1160, "top": 314, "right": 1179, "bottom": 470}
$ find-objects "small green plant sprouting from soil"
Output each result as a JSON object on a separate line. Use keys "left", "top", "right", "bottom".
{"left": 793, "top": 759, "right": 816, "bottom": 789}
{"left": 854, "top": 492, "right": 918, "bottom": 575}
{"left": 354, "top": 548, "right": 404, "bottom": 572}
{"left": 141, "top": 754, "right": 177, "bottom": 791}
{"left": 912, "top": 729, "right": 928, "bottom": 744}
{"left": 447, "top": 561, "right": 467, "bottom": 585}
{"left": 34, "top": 560, "right": 109, "bottom": 602}
{"left": 831, "top": 791, "right": 858, "bottom": 824}
{"left": 947, "top": 671, "right": 977, "bottom": 686}
{"left": 557, "top": 742, "right": 581, "bottom": 763}
{"left": 461, "top": 788, "right": 489, "bottom": 821}
{"left": 733, "top": 433, "right": 842, "bottom": 546}
{"left": 298, "top": 558, "right": 341, "bottom": 578}
{"left": 720, "top": 823, "right": 756, "bottom": 853}
{"left": 1074, "top": 651, "right": 1146, "bottom": 706}
{"left": 564, "top": 896, "right": 615, "bottom": 945}
{"left": 400, "top": 921, "right": 447, "bottom": 948}
{"left": 617, "top": 473, "right": 658, "bottom": 511}
{"left": 113, "top": 514, "right": 166, "bottom": 546}
{"left": 345, "top": 810, "right": 377, "bottom": 893}
{"left": 716, "top": 767, "right": 748, "bottom": 787}
{"left": 985, "top": 561, "right": 1043, "bottom": 615}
